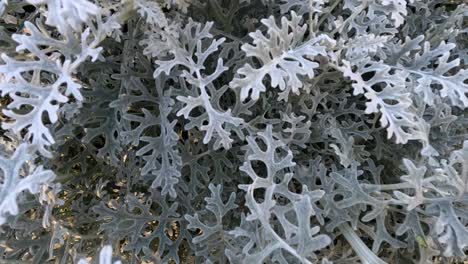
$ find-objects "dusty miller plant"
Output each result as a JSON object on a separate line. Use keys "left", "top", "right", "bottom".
{"left": 0, "top": 0, "right": 467, "bottom": 263}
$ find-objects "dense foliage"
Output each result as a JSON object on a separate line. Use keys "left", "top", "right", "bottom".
{"left": 0, "top": 0, "right": 467, "bottom": 263}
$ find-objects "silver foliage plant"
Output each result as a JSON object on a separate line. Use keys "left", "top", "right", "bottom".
{"left": 0, "top": 0, "right": 467, "bottom": 263}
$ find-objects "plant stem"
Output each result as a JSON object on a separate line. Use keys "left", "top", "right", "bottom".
{"left": 339, "top": 223, "right": 388, "bottom": 264}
